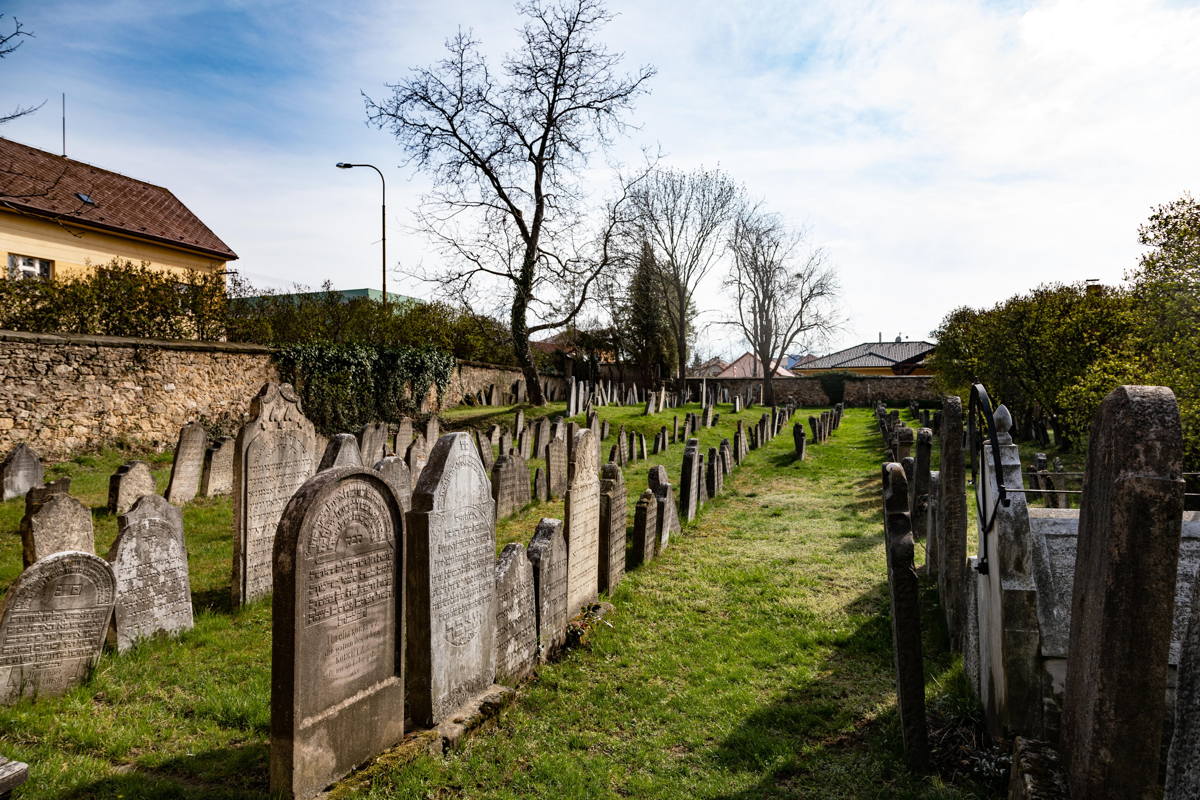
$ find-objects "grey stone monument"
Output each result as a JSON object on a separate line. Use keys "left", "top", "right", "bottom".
{"left": 21, "top": 492, "right": 93, "bottom": 568}
{"left": 527, "top": 518, "right": 568, "bottom": 662}
{"left": 405, "top": 432, "right": 496, "bottom": 727}
{"left": 564, "top": 429, "right": 600, "bottom": 617}
{"left": 406, "top": 433, "right": 428, "bottom": 490}
{"left": 200, "top": 436, "right": 235, "bottom": 497}
{"left": 232, "top": 382, "right": 317, "bottom": 607}
{"left": 319, "top": 433, "right": 363, "bottom": 471}
{"left": 648, "top": 465, "right": 680, "bottom": 550}
{"left": 373, "top": 456, "right": 413, "bottom": 512}
{"left": 358, "top": 421, "right": 391, "bottom": 465}
{"left": 0, "top": 443, "right": 42, "bottom": 502}
{"left": 270, "top": 467, "right": 405, "bottom": 800}
{"left": 494, "top": 543, "right": 537, "bottom": 685}
{"left": 492, "top": 453, "right": 529, "bottom": 520}
{"left": 679, "top": 439, "right": 701, "bottom": 523}
{"left": 630, "top": 489, "right": 658, "bottom": 569}
{"left": 598, "top": 463, "right": 626, "bottom": 595}
{"left": 108, "top": 494, "right": 192, "bottom": 651}
{"left": 165, "top": 421, "right": 207, "bottom": 505}
{"left": 108, "top": 460, "right": 157, "bottom": 515}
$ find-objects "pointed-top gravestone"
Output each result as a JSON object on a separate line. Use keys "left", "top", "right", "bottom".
{"left": 232, "top": 382, "right": 317, "bottom": 607}
{"left": 319, "top": 433, "right": 363, "bottom": 471}
{"left": 108, "top": 494, "right": 192, "bottom": 652}
{"left": 21, "top": 492, "right": 93, "bottom": 568}
{"left": 165, "top": 421, "right": 207, "bottom": 506}
{"left": 200, "top": 437, "right": 235, "bottom": 497}
{"left": 358, "top": 421, "right": 390, "bottom": 465}
{"left": 598, "top": 463, "right": 626, "bottom": 594}
{"left": 373, "top": 456, "right": 413, "bottom": 512}
{"left": 108, "top": 460, "right": 156, "bottom": 515}
{"left": 0, "top": 550, "right": 114, "bottom": 703}
{"left": 494, "top": 542, "right": 537, "bottom": 686}
{"left": 527, "top": 518, "right": 568, "bottom": 662}
{"left": 405, "top": 432, "right": 496, "bottom": 727}
{"left": 1, "top": 444, "right": 42, "bottom": 502}
{"left": 564, "top": 429, "right": 600, "bottom": 617}
{"left": 270, "top": 466, "right": 405, "bottom": 800}
{"left": 1062, "top": 386, "right": 1184, "bottom": 800}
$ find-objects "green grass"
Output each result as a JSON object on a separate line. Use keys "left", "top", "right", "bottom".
{"left": 0, "top": 406, "right": 993, "bottom": 799}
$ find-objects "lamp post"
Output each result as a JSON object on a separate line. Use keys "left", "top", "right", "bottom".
{"left": 335, "top": 162, "right": 387, "bottom": 306}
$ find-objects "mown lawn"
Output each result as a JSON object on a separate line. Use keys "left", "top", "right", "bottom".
{"left": 0, "top": 404, "right": 992, "bottom": 799}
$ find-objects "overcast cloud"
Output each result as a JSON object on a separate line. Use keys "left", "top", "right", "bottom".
{"left": 3, "top": 0, "right": 1198, "bottom": 357}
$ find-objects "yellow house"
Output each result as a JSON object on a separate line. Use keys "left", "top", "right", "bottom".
{"left": 0, "top": 137, "right": 236, "bottom": 281}
{"left": 789, "top": 339, "right": 936, "bottom": 376}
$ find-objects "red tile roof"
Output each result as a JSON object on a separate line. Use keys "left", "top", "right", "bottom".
{"left": 0, "top": 138, "right": 237, "bottom": 261}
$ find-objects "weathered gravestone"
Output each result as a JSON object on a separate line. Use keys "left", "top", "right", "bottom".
{"left": 373, "top": 456, "right": 412, "bottom": 512}
{"left": 395, "top": 417, "right": 414, "bottom": 455}
{"left": 165, "top": 421, "right": 207, "bottom": 505}
{"left": 679, "top": 439, "right": 701, "bottom": 523}
{"left": 564, "top": 429, "right": 600, "bottom": 617}
{"left": 1168, "top": 519, "right": 1200, "bottom": 798}
{"left": 270, "top": 467, "right": 405, "bottom": 800}
{"left": 405, "top": 434, "right": 428, "bottom": 490}
{"left": 319, "top": 433, "right": 363, "bottom": 471}
{"left": 706, "top": 446, "right": 722, "bottom": 499}
{"left": 200, "top": 436, "right": 235, "bottom": 497}
{"left": 527, "top": 518, "right": 568, "bottom": 662}
{"left": 648, "top": 465, "right": 680, "bottom": 550}
{"left": 232, "top": 382, "right": 316, "bottom": 607}
{"left": 107, "top": 494, "right": 192, "bottom": 652}
{"left": 937, "top": 395, "right": 967, "bottom": 647}
{"left": 0, "top": 551, "right": 114, "bottom": 703}
{"left": 425, "top": 416, "right": 441, "bottom": 446}
{"left": 21, "top": 493, "right": 93, "bottom": 568}
{"left": 491, "top": 453, "right": 530, "bottom": 519}
{"left": 809, "top": 416, "right": 819, "bottom": 444}
{"left": 1, "top": 444, "right": 42, "bottom": 502}
{"left": 546, "top": 435, "right": 568, "bottom": 500}
{"left": 494, "top": 543, "right": 537, "bottom": 685}
{"left": 598, "top": 463, "right": 626, "bottom": 595}
{"left": 472, "top": 429, "right": 494, "bottom": 472}
{"left": 358, "top": 421, "right": 390, "bottom": 465}
{"left": 630, "top": 489, "right": 658, "bottom": 568}
{"left": 108, "top": 460, "right": 157, "bottom": 515}
{"left": 883, "top": 462, "right": 929, "bottom": 769}
{"left": 793, "top": 424, "right": 806, "bottom": 460}
{"left": 405, "top": 433, "right": 496, "bottom": 727}
{"left": 0, "top": 754, "right": 28, "bottom": 796}
{"left": 1061, "top": 386, "right": 1184, "bottom": 800}
{"left": 912, "top": 428, "right": 932, "bottom": 541}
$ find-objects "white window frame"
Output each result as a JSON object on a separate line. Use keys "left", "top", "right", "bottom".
{"left": 7, "top": 253, "right": 53, "bottom": 280}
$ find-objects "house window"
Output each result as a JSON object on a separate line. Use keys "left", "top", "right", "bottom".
{"left": 7, "top": 253, "right": 53, "bottom": 280}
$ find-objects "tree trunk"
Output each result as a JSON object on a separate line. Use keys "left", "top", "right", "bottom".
{"left": 762, "top": 373, "right": 774, "bottom": 406}
{"left": 511, "top": 286, "right": 546, "bottom": 406}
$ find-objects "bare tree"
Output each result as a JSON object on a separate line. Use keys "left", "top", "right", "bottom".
{"left": 724, "top": 205, "right": 839, "bottom": 405}
{"left": 365, "top": 0, "right": 654, "bottom": 405}
{"left": 630, "top": 166, "right": 740, "bottom": 393}
{"left": 0, "top": 15, "right": 41, "bottom": 125}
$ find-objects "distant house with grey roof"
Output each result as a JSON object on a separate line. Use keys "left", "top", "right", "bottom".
{"left": 789, "top": 338, "right": 935, "bottom": 376}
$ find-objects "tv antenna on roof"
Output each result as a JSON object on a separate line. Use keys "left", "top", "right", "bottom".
{"left": 61, "top": 93, "right": 65, "bottom": 156}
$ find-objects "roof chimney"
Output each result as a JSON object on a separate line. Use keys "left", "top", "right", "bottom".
{"left": 895, "top": 334, "right": 902, "bottom": 342}
{"left": 878, "top": 332, "right": 882, "bottom": 343}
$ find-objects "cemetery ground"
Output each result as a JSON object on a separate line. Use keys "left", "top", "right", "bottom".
{"left": 0, "top": 406, "right": 997, "bottom": 799}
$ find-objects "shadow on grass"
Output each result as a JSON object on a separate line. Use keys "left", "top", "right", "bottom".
{"left": 191, "top": 585, "right": 233, "bottom": 614}
{"left": 61, "top": 742, "right": 269, "bottom": 800}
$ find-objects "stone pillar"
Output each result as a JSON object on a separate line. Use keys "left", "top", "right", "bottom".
{"left": 937, "top": 395, "right": 967, "bottom": 648}
{"left": 1062, "top": 386, "right": 1184, "bottom": 800}
{"left": 912, "top": 428, "right": 932, "bottom": 541}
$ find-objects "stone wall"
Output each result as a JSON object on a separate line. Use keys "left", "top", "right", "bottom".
{"left": 694, "top": 377, "right": 831, "bottom": 406}
{"left": 0, "top": 330, "right": 278, "bottom": 459}
{"left": 441, "top": 360, "right": 566, "bottom": 408}
{"left": 843, "top": 376, "right": 938, "bottom": 407}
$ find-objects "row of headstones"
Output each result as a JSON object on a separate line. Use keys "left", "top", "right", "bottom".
{"left": 888, "top": 386, "right": 1200, "bottom": 799}
{"left": 789, "top": 404, "right": 842, "bottom": 459}
{"left": 1023, "top": 452, "right": 1078, "bottom": 509}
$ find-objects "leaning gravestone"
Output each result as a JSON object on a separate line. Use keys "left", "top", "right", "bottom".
{"left": 232, "top": 382, "right": 317, "bottom": 607}
{"left": 1, "top": 444, "right": 42, "bottom": 502}
{"left": 494, "top": 543, "right": 537, "bottom": 685}
{"left": 373, "top": 456, "right": 413, "bottom": 512}
{"left": 527, "top": 518, "right": 568, "bottom": 662}
{"left": 318, "top": 433, "right": 363, "bottom": 471}
{"left": 406, "top": 432, "right": 496, "bottom": 727}
{"left": 165, "top": 421, "right": 207, "bottom": 505}
{"left": 358, "top": 421, "right": 391, "bottom": 465}
{"left": 270, "top": 467, "right": 405, "bottom": 800}
{"left": 630, "top": 489, "right": 658, "bottom": 569}
{"left": 107, "top": 494, "right": 192, "bottom": 652}
{"left": 648, "top": 465, "right": 680, "bottom": 550}
{"left": 200, "top": 437, "right": 235, "bottom": 497}
{"left": 21, "top": 493, "right": 93, "bottom": 568}
{"left": 108, "top": 460, "right": 157, "bottom": 515}
{"left": 0, "top": 550, "right": 115, "bottom": 703}
{"left": 598, "top": 463, "right": 626, "bottom": 594}
{"left": 564, "top": 429, "right": 601, "bottom": 617}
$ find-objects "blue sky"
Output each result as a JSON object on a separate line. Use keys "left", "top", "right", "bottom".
{"left": 4, "top": 0, "right": 1199, "bottom": 357}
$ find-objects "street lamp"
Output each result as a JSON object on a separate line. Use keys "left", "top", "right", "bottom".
{"left": 335, "top": 162, "right": 387, "bottom": 305}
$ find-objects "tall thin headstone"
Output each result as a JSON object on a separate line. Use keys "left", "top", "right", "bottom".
{"left": 494, "top": 543, "right": 537, "bottom": 685}
{"left": 630, "top": 489, "right": 658, "bottom": 568}
{"left": 648, "top": 465, "right": 679, "bottom": 550}
{"left": 373, "top": 456, "right": 413, "bottom": 512}
{"left": 200, "top": 437, "right": 235, "bottom": 497}
{"left": 270, "top": 467, "right": 405, "bottom": 800}
{"left": 937, "top": 396, "right": 967, "bottom": 646}
{"left": 108, "top": 494, "right": 192, "bottom": 651}
{"left": 912, "top": 428, "right": 933, "bottom": 541}
{"left": 405, "top": 433, "right": 496, "bottom": 727}
{"left": 679, "top": 438, "right": 701, "bottom": 523}
{"left": 165, "top": 421, "right": 207, "bottom": 505}
{"left": 527, "top": 519, "right": 568, "bottom": 661}
{"left": 358, "top": 421, "right": 390, "bottom": 465}
{"left": 564, "top": 429, "right": 600, "bottom": 616}
{"left": 232, "top": 382, "right": 316, "bottom": 607}
{"left": 598, "top": 463, "right": 626, "bottom": 594}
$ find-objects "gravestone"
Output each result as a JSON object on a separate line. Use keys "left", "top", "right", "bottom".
{"left": 373, "top": 456, "right": 413, "bottom": 512}
{"left": 405, "top": 432, "right": 496, "bottom": 727}
{"left": 598, "top": 463, "right": 626, "bottom": 595}
{"left": 809, "top": 416, "right": 819, "bottom": 443}
{"left": 630, "top": 489, "right": 658, "bottom": 568}
{"left": 406, "top": 433, "right": 428, "bottom": 490}
{"left": 0, "top": 551, "right": 115, "bottom": 703}
{"left": 679, "top": 439, "right": 701, "bottom": 523}
{"left": 937, "top": 395, "right": 967, "bottom": 647}
{"left": 165, "top": 421, "right": 207, "bottom": 505}
{"left": 232, "top": 382, "right": 317, "bottom": 607}
{"left": 358, "top": 421, "right": 391, "bottom": 465}
{"left": 473, "top": 429, "right": 494, "bottom": 472}
{"left": 883, "top": 462, "right": 929, "bottom": 769}
{"left": 648, "top": 465, "right": 680, "bottom": 550}
{"left": 270, "top": 467, "right": 405, "bottom": 800}
{"left": 1061, "top": 386, "right": 1183, "bottom": 800}
{"left": 533, "top": 466, "right": 548, "bottom": 501}
{"left": 564, "top": 429, "right": 600, "bottom": 617}
{"left": 425, "top": 416, "right": 441, "bottom": 445}
{"left": 0, "top": 444, "right": 42, "bottom": 502}
{"left": 912, "top": 428, "right": 933, "bottom": 541}
{"left": 706, "top": 446, "right": 722, "bottom": 498}
{"left": 494, "top": 543, "right": 537, "bottom": 685}
{"left": 491, "top": 454, "right": 529, "bottom": 519}
{"left": 108, "top": 460, "right": 157, "bottom": 515}
{"left": 200, "top": 437, "right": 235, "bottom": 497}
{"left": 527, "top": 518, "right": 568, "bottom": 661}
{"left": 793, "top": 424, "right": 806, "bottom": 460}
{"left": 21, "top": 492, "right": 93, "bottom": 568}
{"left": 614, "top": 428, "right": 628, "bottom": 466}
{"left": 546, "top": 437, "right": 568, "bottom": 500}
{"left": 319, "top": 433, "right": 363, "bottom": 471}
{"left": 395, "top": 417, "right": 414, "bottom": 455}
{"left": 1169, "top": 533, "right": 1200, "bottom": 798}
{"left": 107, "top": 494, "right": 192, "bottom": 652}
